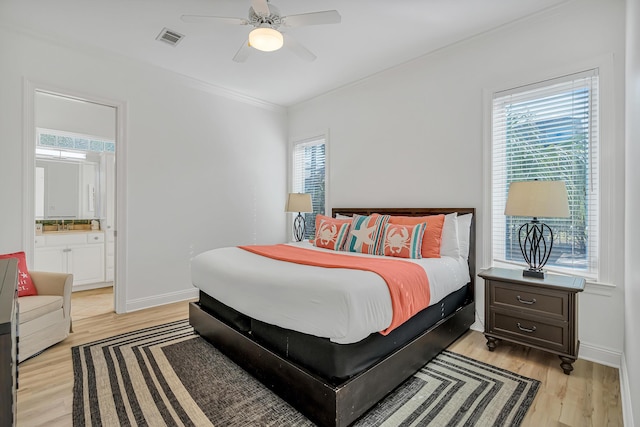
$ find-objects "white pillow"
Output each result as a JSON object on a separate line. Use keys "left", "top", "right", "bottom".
{"left": 457, "top": 213, "right": 473, "bottom": 260}
{"left": 335, "top": 213, "right": 352, "bottom": 219}
{"left": 440, "top": 212, "right": 460, "bottom": 258}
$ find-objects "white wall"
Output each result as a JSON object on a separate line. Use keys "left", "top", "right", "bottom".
{"left": 0, "top": 26, "right": 288, "bottom": 310}
{"left": 289, "top": 0, "right": 626, "bottom": 365}
{"left": 624, "top": 0, "right": 640, "bottom": 424}
{"left": 36, "top": 92, "right": 117, "bottom": 140}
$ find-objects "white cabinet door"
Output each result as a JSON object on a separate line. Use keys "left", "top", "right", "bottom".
{"left": 105, "top": 230, "right": 115, "bottom": 282}
{"left": 68, "top": 244, "right": 104, "bottom": 286}
{"left": 80, "top": 163, "right": 97, "bottom": 219}
{"left": 33, "top": 247, "right": 66, "bottom": 274}
{"left": 34, "top": 232, "right": 106, "bottom": 287}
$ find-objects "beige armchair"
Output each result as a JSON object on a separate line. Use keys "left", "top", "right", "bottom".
{"left": 18, "top": 271, "right": 72, "bottom": 362}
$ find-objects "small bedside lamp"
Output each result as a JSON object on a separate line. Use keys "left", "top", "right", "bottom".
{"left": 285, "top": 193, "right": 313, "bottom": 242}
{"left": 504, "top": 180, "right": 570, "bottom": 279}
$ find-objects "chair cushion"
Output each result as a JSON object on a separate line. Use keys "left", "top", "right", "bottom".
{"left": 18, "top": 295, "right": 63, "bottom": 324}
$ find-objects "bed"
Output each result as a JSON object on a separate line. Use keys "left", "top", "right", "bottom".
{"left": 189, "top": 207, "right": 476, "bottom": 427}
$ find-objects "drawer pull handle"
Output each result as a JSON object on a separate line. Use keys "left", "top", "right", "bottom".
{"left": 516, "top": 322, "right": 537, "bottom": 333}
{"left": 516, "top": 295, "right": 537, "bottom": 305}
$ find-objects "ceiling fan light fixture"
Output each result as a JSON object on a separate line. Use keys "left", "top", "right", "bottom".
{"left": 249, "top": 27, "right": 283, "bottom": 52}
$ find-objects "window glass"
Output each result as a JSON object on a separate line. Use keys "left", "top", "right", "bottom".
{"left": 292, "top": 137, "right": 326, "bottom": 239}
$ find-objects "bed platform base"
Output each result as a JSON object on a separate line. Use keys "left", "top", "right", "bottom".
{"left": 189, "top": 300, "right": 475, "bottom": 427}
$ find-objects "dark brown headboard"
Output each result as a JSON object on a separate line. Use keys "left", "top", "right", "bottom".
{"left": 331, "top": 207, "right": 476, "bottom": 300}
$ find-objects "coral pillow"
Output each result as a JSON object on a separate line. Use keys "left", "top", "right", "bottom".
{"left": 344, "top": 214, "right": 390, "bottom": 255}
{"left": 388, "top": 214, "right": 445, "bottom": 258}
{"left": 313, "top": 215, "right": 351, "bottom": 251}
{"left": 0, "top": 251, "right": 37, "bottom": 297}
{"left": 382, "top": 222, "right": 427, "bottom": 259}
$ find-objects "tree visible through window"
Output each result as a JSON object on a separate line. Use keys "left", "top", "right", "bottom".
{"left": 492, "top": 70, "right": 599, "bottom": 277}
{"left": 292, "top": 137, "right": 326, "bottom": 239}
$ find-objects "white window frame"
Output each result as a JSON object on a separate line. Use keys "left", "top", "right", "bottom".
{"left": 483, "top": 59, "right": 620, "bottom": 285}
{"left": 290, "top": 134, "right": 327, "bottom": 239}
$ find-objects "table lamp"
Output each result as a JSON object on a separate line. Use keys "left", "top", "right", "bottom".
{"left": 504, "top": 180, "right": 570, "bottom": 279}
{"left": 285, "top": 193, "right": 313, "bottom": 242}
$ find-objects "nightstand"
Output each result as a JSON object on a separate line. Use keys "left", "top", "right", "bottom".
{"left": 479, "top": 267, "right": 585, "bottom": 375}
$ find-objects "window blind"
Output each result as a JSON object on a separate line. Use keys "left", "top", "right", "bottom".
{"left": 292, "top": 136, "right": 326, "bottom": 239}
{"left": 491, "top": 69, "right": 599, "bottom": 278}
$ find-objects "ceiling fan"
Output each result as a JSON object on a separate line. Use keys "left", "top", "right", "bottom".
{"left": 181, "top": 0, "right": 341, "bottom": 62}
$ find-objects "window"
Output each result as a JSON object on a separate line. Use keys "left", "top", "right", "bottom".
{"left": 37, "top": 128, "right": 115, "bottom": 153}
{"left": 491, "top": 70, "right": 599, "bottom": 278}
{"left": 292, "top": 136, "right": 326, "bottom": 239}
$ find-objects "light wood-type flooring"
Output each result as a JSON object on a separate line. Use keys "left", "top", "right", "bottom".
{"left": 16, "top": 298, "right": 623, "bottom": 426}
{"left": 70, "top": 286, "right": 114, "bottom": 321}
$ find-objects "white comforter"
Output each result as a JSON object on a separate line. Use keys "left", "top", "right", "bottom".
{"left": 190, "top": 242, "right": 470, "bottom": 344}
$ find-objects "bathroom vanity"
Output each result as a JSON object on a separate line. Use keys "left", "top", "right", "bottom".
{"left": 34, "top": 231, "right": 106, "bottom": 289}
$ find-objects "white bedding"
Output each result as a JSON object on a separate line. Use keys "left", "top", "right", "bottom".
{"left": 190, "top": 241, "right": 470, "bottom": 344}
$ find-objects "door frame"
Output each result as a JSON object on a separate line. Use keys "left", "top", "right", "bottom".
{"left": 23, "top": 79, "right": 128, "bottom": 314}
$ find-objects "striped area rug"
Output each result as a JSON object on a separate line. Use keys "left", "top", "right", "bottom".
{"left": 72, "top": 320, "right": 539, "bottom": 426}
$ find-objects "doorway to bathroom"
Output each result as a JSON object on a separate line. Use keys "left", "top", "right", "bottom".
{"left": 29, "top": 88, "right": 123, "bottom": 319}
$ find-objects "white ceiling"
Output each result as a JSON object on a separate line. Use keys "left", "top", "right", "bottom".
{"left": 1, "top": 0, "right": 568, "bottom": 106}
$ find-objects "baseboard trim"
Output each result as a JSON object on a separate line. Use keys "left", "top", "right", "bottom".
{"left": 620, "top": 353, "right": 636, "bottom": 427}
{"left": 125, "top": 287, "right": 199, "bottom": 313}
{"left": 470, "top": 323, "right": 483, "bottom": 333}
{"left": 578, "top": 341, "right": 622, "bottom": 368}
{"left": 73, "top": 281, "right": 113, "bottom": 292}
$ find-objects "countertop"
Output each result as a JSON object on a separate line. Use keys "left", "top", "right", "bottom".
{"left": 38, "top": 229, "right": 104, "bottom": 235}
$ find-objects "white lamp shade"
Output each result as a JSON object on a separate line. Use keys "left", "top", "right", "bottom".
{"left": 285, "top": 193, "right": 312, "bottom": 213}
{"left": 504, "top": 180, "right": 570, "bottom": 218}
{"left": 249, "top": 27, "right": 284, "bottom": 52}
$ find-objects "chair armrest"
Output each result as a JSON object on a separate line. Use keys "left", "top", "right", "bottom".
{"left": 30, "top": 271, "right": 73, "bottom": 297}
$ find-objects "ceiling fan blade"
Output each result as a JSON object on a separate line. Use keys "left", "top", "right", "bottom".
{"left": 233, "top": 39, "right": 252, "bottom": 63}
{"left": 251, "top": 0, "right": 271, "bottom": 17}
{"left": 282, "top": 10, "right": 341, "bottom": 28}
{"left": 181, "top": 15, "right": 248, "bottom": 26}
{"left": 284, "top": 35, "right": 316, "bottom": 62}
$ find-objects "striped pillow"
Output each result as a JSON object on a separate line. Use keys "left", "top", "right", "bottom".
{"left": 313, "top": 215, "right": 351, "bottom": 251}
{"left": 344, "top": 214, "right": 390, "bottom": 255}
{"left": 382, "top": 223, "right": 427, "bottom": 259}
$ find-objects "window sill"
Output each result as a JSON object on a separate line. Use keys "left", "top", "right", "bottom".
{"left": 583, "top": 280, "right": 616, "bottom": 297}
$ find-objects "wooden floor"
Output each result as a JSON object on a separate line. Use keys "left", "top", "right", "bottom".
{"left": 70, "top": 286, "right": 114, "bottom": 321}
{"left": 16, "top": 299, "right": 623, "bottom": 427}
{"left": 448, "top": 332, "right": 623, "bottom": 427}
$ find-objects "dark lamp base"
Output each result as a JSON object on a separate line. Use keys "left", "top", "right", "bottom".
{"left": 523, "top": 269, "right": 546, "bottom": 279}
{"left": 293, "top": 213, "right": 306, "bottom": 242}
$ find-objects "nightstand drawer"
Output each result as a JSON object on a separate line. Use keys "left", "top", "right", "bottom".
{"left": 489, "top": 309, "right": 569, "bottom": 354}
{"left": 490, "top": 282, "right": 568, "bottom": 320}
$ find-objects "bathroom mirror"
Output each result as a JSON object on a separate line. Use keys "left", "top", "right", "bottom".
{"left": 35, "top": 157, "right": 100, "bottom": 219}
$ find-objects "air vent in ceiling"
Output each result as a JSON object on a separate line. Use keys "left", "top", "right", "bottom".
{"left": 156, "top": 28, "right": 184, "bottom": 46}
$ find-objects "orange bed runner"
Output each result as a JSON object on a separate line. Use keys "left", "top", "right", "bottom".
{"left": 239, "top": 244, "right": 431, "bottom": 335}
